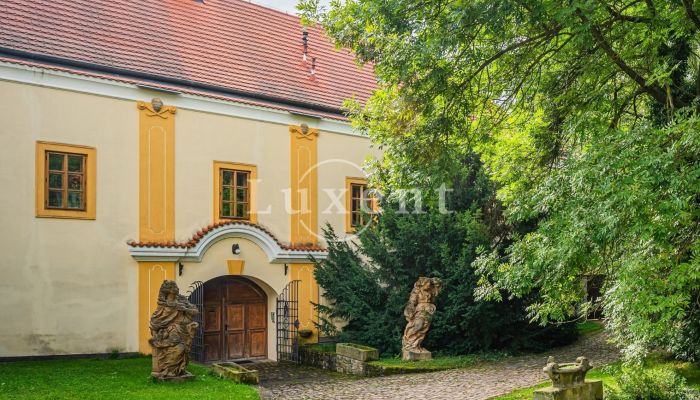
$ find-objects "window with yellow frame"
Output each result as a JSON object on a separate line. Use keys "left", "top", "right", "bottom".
{"left": 213, "top": 161, "right": 257, "bottom": 223}
{"left": 345, "top": 177, "right": 377, "bottom": 232}
{"left": 35, "top": 141, "right": 96, "bottom": 220}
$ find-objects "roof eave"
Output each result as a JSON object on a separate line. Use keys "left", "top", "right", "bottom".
{"left": 0, "top": 46, "right": 348, "bottom": 118}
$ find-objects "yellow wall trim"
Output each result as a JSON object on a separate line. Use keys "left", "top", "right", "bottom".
{"left": 35, "top": 141, "right": 96, "bottom": 220}
{"left": 137, "top": 261, "right": 176, "bottom": 353}
{"left": 227, "top": 259, "right": 245, "bottom": 275}
{"left": 213, "top": 161, "right": 258, "bottom": 224}
{"left": 290, "top": 263, "right": 319, "bottom": 344}
{"left": 137, "top": 100, "right": 176, "bottom": 354}
{"left": 138, "top": 100, "right": 175, "bottom": 242}
{"left": 289, "top": 124, "right": 319, "bottom": 245}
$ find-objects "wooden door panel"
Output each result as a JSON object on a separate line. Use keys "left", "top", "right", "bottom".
{"left": 204, "top": 276, "right": 268, "bottom": 362}
{"left": 204, "top": 305, "right": 221, "bottom": 333}
{"left": 226, "top": 281, "right": 264, "bottom": 303}
{"left": 226, "top": 304, "right": 245, "bottom": 330}
{"left": 248, "top": 330, "right": 266, "bottom": 357}
{"left": 247, "top": 303, "right": 266, "bottom": 329}
{"left": 203, "top": 333, "right": 221, "bottom": 362}
{"left": 204, "top": 283, "right": 220, "bottom": 302}
{"left": 227, "top": 332, "right": 245, "bottom": 359}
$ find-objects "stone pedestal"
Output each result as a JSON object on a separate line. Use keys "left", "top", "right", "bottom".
{"left": 533, "top": 380, "right": 603, "bottom": 400}
{"left": 533, "top": 357, "right": 603, "bottom": 400}
{"left": 402, "top": 350, "right": 432, "bottom": 361}
{"left": 152, "top": 371, "right": 195, "bottom": 383}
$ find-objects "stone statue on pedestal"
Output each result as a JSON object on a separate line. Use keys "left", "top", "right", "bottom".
{"left": 149, "top": 280, "right": 199, "bottom": 381}
{"left": 402, "top": 277, "right": 441, "bottom": 361}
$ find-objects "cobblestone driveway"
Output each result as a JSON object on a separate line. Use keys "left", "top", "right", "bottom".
{"left": 258, "top": 332, "right": 619, "bottom": 400}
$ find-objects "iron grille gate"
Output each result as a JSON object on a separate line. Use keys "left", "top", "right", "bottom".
{"left": 187, "top": 280, "right": 204, "bottom": 363}
{"left": 276, "top": 280, "right": 300, "bottom": 362}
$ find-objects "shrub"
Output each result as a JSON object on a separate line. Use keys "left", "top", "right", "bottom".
{"left": 606, "top": 365, "right": 692, "bottom": 400}
{"left": 314, "top": 157, "right": 578, "bottom": 356}
{"left": 670, "top": 294, "right": 700, "bottom": 363}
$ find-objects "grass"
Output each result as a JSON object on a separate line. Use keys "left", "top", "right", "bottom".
{"left": 308, "top": 342, "right": 337, "bottom": 354}
{"left": 368, "top": 352, "right": 507, "bottom": 371}
{"left": 490, "top": 359, "right": 700, "bottom": 400}
{"left": 349, "top": 321, "right": 601, "bottom": 374}
{"left": 576, "top": 320, "right": 604, "bottom": 336}
{"left": 0, "top": 356, "right": 259, "bottom": 400}
{"left": 339, "top": 343, "right": 375, "bottom": 351}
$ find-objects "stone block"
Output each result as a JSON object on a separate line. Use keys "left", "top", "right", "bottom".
{"left": 403, "top": 350, "right": 432, "bottom": 361}
{"left": 211, "top": 362, "right": 259, "bottom": 385}
{"left": 533, "top": 380, "right": 603, "bottom": 400}
{"left": 335, "top": 354, "right": 369, "bottom": 375}
{"left": 299, "top": 344, "right": 337, "bottom": 371}
{"left": 336, "top": 343, "right": 379, "bottom": 362}
{"left": 152, "top": 371, "right": 195, "bottom": 383}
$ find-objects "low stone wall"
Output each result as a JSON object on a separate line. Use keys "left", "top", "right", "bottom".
{"left": 363, "top": 363, "right": 445, "bottom": 377}
{"left": 299, "top": 345, "right": 337, "bottom": 371}
{"left": 299, "top": 343, "right": 379, "bottom": 376}
{"left": 336, "top": 354, "right": 369, "bottom": 375}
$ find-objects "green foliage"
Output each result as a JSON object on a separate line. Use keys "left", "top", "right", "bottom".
{"left": 605, "top": 364, "right": 693, "bottom": 400}
{"left": 0, "top": 357, "right": 259, "bottom": 400}
{"left": 576, "top": 321, "right": 604, "bottom": 336}
{"left": 494, "top": 359, "right": 700, "bottom": 399}
{"left": 314, "top": 163, "right": 577, "bottom": 356}
{"left": 670, "top": 293, "right": 700, "bottom": 363}
{"left": 476, "top": 121, "right": 700, "bottom": 359}
{"left": 308, "top": 342, "right": 337, "bottom": 354}
{"left": 300, "top": 0, "right": 700, "bottom": 360}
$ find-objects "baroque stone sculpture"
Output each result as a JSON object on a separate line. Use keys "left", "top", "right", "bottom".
{"left": 534, "top": 356, "right": 603, "bottom": 400}
{"left": 149, "top": 280, "right": 199, "bottom": 381}
{"left": 402, "top": 277, "right": 442, "bottom": 361}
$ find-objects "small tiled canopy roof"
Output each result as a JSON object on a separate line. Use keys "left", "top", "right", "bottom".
{"left": 0, "top": 0, "right": 376, "bottom": 116}
{"left": 127, "top": 220, "right": 326, "bottom": 252}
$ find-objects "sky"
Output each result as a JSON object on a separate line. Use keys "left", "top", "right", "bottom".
{"left": 249, "top": 0, "right": 331, "bottom": 15}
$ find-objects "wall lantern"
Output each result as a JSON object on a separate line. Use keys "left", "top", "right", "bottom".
{"left": 231, "top": 243, "right": 241, "bottom": 255}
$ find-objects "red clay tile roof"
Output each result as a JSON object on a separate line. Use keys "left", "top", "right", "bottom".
{"left": 127, "top": 220, "right": 327, "bottom": 252}
{"left": 0, "top": 0, "right": 376, "bottom": 116}
{"left": 0, "top": 56, "right": 348, "bottom": 121}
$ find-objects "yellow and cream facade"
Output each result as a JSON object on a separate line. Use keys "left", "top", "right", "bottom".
{"left": 0, "top": 59, "right": 379, "bottom": 360}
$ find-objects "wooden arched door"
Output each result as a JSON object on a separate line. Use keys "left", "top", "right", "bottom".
{"left": 203, "top": 276, "right": 267, "bottom": 362}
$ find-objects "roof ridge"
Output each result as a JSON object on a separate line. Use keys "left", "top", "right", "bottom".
{"left": 0, "top": 0, "right": 376, "bottom": 113}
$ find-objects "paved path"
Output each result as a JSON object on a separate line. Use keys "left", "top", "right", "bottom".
{"left": 257, "top": 332, "right": 620, "bottom": 400}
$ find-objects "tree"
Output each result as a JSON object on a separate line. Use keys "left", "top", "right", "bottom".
{"left": 301, "top": 0, "right": 700, "bottom": 359}
{"left": 313, "top": 160, "right": 576, "bottom": 356}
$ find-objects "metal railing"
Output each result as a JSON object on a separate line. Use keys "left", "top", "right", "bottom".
{"left": 276, "top": 280, "right": 301, "bottom": 363}
{"left": 186, "top": 280, "right": 204, "bottom": 363}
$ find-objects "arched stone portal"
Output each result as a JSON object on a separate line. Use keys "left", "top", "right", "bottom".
{"left": 202, "top": 276, "right": 267, "bottom": 362}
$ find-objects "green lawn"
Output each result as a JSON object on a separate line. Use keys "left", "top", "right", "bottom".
{"left": 0, "top": 357, "right": 259, "bottom": 400}
{"left": 491, "top": 360, "right": 700, "bottom": 400}
{"left": 368, "top": 352, "right": 507, "bottom": 371}
{"left": 308, "top": 342, "right": 337, "bottom": 353}
{"left": 576, "top": 320, "right": 604, "bottom": 336}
